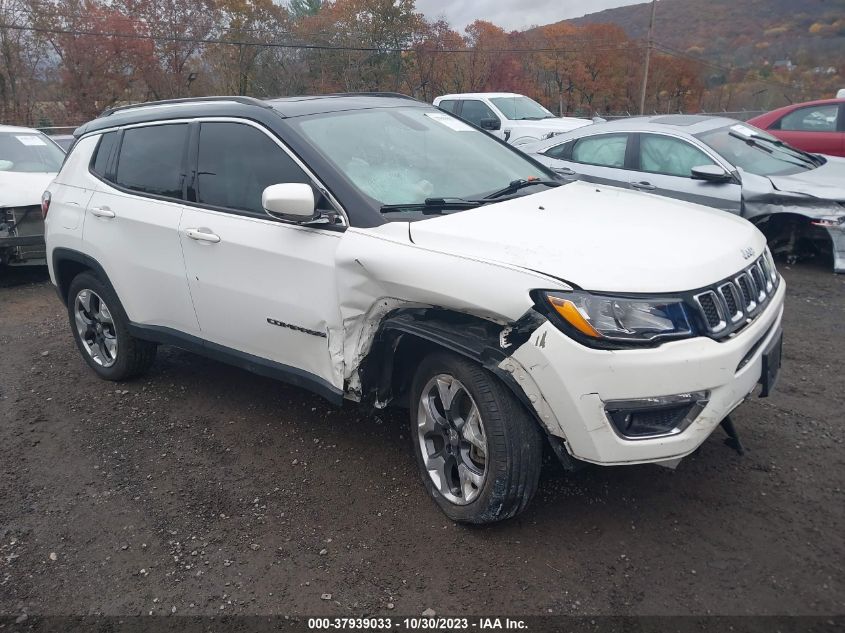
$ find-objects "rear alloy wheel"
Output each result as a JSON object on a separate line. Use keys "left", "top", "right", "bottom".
{"left": 410, "top": 352, "right": 543, "bottom": 524}
{"left": 74, "top": 289, "right": 118, "bottom": 368}
{"left": 67, "top": 272, "right": 157, "bottom": 381}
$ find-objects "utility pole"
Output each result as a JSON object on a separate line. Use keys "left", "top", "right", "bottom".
{"left": 639, "top": 0, "right": 657, "bottom": 115}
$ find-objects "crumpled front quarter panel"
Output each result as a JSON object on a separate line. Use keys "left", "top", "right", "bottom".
{"left": 334, "top": 223, "right": 569, "bottom": 384}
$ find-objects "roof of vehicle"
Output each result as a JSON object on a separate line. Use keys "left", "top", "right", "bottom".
{"left": 0, "top": 124, "right": 42, "bottom": 134}
{"left": 73, "top": 93, "right": 427, "bottom": 137}
{"left": 758, "top": 97, "right": 845, "bottom": 113}
{"left": 435, "top": 93, "right": 527, "bottom": 101}
{"left": 579, "top": 115, "right": 736, "bottom": 135}
{"left": 521, "top": 115, "right": 741, "bottom": 153}
{"left": 747, "top": 97, "right": 845, "bottom": 126}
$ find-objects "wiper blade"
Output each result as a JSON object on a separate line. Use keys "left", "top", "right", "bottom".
{"left": 484, "top": 178, "right": 562, "bottom": 200}
{"left": 379, "top": 197, "right": 484, "bottom": 214}
{"left": 761, "top": 136, "right": 823, "bottom": 166}
{"left": 730, "top": 130, "right": 818, "bottom": 167}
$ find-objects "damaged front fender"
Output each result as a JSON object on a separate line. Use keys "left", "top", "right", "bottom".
{"left": 742, "top": 171, "right": 845, "bottom": 272}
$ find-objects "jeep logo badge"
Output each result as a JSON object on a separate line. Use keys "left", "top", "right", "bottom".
{"left": 741, "top": 247, "right": 755, "bottom": 260}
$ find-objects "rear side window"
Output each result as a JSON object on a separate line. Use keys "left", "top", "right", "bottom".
{"left": 572, "top": 134, "right": 628, "bottom": 168}
{"left": 196, "top": 122, "right": 309, "bottom": 214}
{"left": 438, "top": 99, "right": 458, "bottom": 113}
{"left": 91, "top": 131, "right": 118, "bottom": 178}
{"left": 544, "top": 140, "right": 575, "bottom": 160}
{"left": 115, "top": 124, "right": 188, "bottom": 199}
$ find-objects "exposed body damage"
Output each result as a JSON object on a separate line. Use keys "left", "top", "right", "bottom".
{"left": 741, "top": 168, "right": 845, "bottom": 273}
{"left": 333, "top": 222, "right": 570, "bottom": 406}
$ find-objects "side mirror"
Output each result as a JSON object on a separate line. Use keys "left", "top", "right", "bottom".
{"left": 691, "top": 165, "right": 732, "bottom": 183}
{"left": 479, "top": 117, "right": 501, "bottom": 131}
{"left": 262, "top": 183, "right": 316, "bottom": 222}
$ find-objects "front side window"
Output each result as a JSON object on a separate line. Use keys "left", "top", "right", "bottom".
{"left": 0, "top": 131, "right": 65, "bottom": 173}
{"left": 572, "top": 134, "right": 628, "bottom": 168}
{"left": 196, "top": 122, "right": 309, "bottom": 214}
{"left": 115, "top": 124, "right": 188, "bottom": 199}
{"left": 776, "top": 104, "right": 838, "bottom": 132}
{"left": 489, "top": 96, "right": 555, "bottom": 121}
{"left": 290, "top": 106, "right": 552, "bottom": 207}
{"left": 639, "top": 134, "right": 716, "bottom": 177}
{"left": 458, "top": 100, "right": 498, "bottom": 127}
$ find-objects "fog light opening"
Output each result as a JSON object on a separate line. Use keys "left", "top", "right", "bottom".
{"left": 604, "top": 392, "right": 709, "bottom": 440}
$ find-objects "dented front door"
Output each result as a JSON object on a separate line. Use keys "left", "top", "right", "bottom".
{"left": 178, "top": 206, "right": 344, "bottom": 392}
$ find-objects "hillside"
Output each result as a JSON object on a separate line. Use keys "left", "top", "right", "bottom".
{"left": 567, "top": 0, "right": 845, "bottom": 72}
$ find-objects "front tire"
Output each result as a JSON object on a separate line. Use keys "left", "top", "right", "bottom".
{"left": 66, "top": 272, "right": 157, "bottom": 381}
{"left": 409, "top": 352, "right": 543, "bottom": 524}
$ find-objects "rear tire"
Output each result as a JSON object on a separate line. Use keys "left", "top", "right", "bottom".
{"left": 409, "top": 351, "right": 543, "bottom": 524}
{"left": 66, "top": 272, "right": 157, "bottom": 381}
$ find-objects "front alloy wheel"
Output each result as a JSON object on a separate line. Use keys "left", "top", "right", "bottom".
{"left": 417, "top": 374, "right": 488, "bottom": 505}
{"left": 409, "top": 352, "right": 543, "bottom": 524}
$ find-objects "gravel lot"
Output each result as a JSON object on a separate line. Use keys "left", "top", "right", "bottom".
{"left": 0, "top": 263, "right": 843, "bottom": 619}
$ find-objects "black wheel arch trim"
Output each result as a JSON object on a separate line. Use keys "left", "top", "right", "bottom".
{"left": 52, "top": 247, "right": 118, "bottom": 305}
{"left": 359, "top": 307, "right": 548, "bottom": 428}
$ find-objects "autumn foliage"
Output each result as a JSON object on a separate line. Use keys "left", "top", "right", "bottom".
{"left": 0, "top": 0, "right": 842, "bottom": 126}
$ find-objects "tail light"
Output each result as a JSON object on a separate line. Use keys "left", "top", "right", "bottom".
{"left": 41, "top": 191, "right": 51, "bottom": 219}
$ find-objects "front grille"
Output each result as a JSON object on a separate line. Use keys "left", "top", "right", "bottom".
{"left": 692, "top": 253, "right": 779, "bottom": 340}
{"left": 696, "top": 291, "right": 723, "bottom": 330}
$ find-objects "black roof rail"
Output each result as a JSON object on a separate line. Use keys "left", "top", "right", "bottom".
{"left": 267, "top": 91, "right": 418, "bottom": 102}
{"left": 325, "top": 92, "right": 416, "bottom": 100}
{"left": 99, "top": 95, "right": 272, "bottom": 118}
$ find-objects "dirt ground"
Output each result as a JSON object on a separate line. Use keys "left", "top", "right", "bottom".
{"left": 0, "top": 263, "right": 843, "bottom": 619}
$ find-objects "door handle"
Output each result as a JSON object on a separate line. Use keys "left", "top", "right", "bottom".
{"left": 554, "top": 167, "right": 576, "bottom": 176}
{"left": 185, "top": 228, "right": 221, "bottom": 243}
{"left": 90, "top": 205, "right": 115, "bottom": 218}
{"left": 630, "top": 181, "right": 656, "bottom": 191}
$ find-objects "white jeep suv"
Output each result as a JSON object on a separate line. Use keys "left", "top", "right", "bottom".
{"left": 45, "top": 94, "right": 785, "bottom": 524}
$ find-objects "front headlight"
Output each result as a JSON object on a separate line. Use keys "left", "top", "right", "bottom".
{"left": 541, "top": 290, "right": 695, "bottom": 347}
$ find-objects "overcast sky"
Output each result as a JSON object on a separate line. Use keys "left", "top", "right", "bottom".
{"left": 415, "top": 0, "right": 646, "bottom": 32}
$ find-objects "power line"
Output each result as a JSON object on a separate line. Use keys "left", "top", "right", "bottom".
{"left": 0, "top": 21, "right": 643, "bottom": 53}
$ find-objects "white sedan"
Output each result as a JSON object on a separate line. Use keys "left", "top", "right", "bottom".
{"left": 0, "top": 125, "right": 65, "bottom": 268}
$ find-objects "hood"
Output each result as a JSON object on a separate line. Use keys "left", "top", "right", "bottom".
{"left": 766, "top": 156, "right": 845, "bottom": 201}
{"left": 409, "top": 181, "right": 766, "bottom": 294}
{"left": 0, "top": 171, "right": 55, "bottom": 208}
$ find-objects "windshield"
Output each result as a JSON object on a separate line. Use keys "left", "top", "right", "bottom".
{"left": 291, "top": 106, "right": 552, "bottom": 208}
{"left": 695, "top": 125, "right": 816, "bottom": 177}
{"left": 0, "top": 132, "right": 65, "bottom": 173}
{"left": 490, "top": 96, "right": 555, "bottom": 121}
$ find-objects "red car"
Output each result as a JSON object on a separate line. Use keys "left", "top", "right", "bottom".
{"left": 748, "top": 98, "right": 845, "bottom": 157}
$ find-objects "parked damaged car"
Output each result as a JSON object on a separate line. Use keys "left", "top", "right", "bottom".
{"left": 46, "top": 95, "right": 785, "bottom": 523}
{"left": 0, "top": 125, "right": 65, "bottom": 269}
{"left": 523, "top": 115, "right": 845, "bottom": 273}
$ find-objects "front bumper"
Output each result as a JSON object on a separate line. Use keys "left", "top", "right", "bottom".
{"left": 825, "top": 225, "right": 845, "bottom": 273}
{"left": 508, "top": 279, "right": 786, "bottom": 465}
